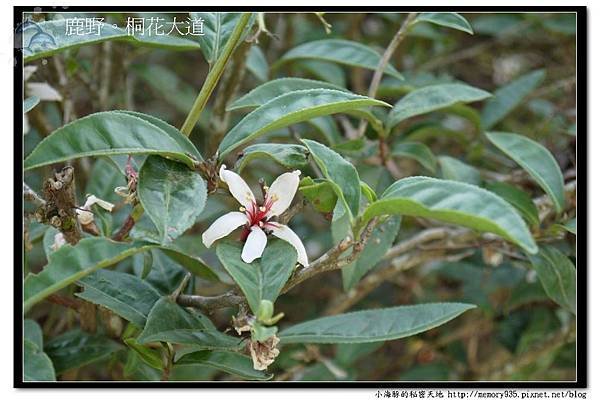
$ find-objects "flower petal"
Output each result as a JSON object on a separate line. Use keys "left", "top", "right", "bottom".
{"left": 269, "top": 222, "right": 309, "bottom": 267}
{"left": 202, "top": 211, "right": 248, "bottom": 248}
{"left": 241, "top": 226, "right": 267, "bottom": 263}
{"left": 219, "top": 165, "right": 256, "bottom": 210}
{"left": 265, "top": 170, "right": 301, "bottom": 218}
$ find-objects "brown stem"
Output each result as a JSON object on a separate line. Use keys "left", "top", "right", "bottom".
{"left": 176, "top": 291, "right": 245, "bottom": 313}
{"left": 112, "top": 214, "right": 135, "bottom": 241}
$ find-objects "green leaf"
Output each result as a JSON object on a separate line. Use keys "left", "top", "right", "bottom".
{"left": 24, "top": 111, "right": 199, "bottom": 170}
{"left": 298, "top": 177, "right": 338, "bottom": 213}
{"left": 481, "top": 69, "right": 546, "bottom": 129}
{"left": 24, "top": 319, "right": 44, "bottom": 350}
{"left": 561, "top": 218, "right": 576, "bottom": 234}
{"left": 302, "top": 139, "right": 361, "bottom": 218}
{"left": 124, "top": 338, "right": 164, "bottom": 371}
{"left": 486, "top": 181, "right": 540, "bottom": 227}
{"left": 138, "top": 155, "right": 207, "bottom": 244}
{"left": 227, "top": 78, "right": 346, "bottom": 111}
{"left": 246, "top": 45, "right": 269, "bottom": 82}
{"left": 391, "top": 141, "right": 437, "bottom": 173}
{"left": 486, "top": 132, "right": 565, "bottom": 212}
{"left": 137, "top": 297, "right": 241, "bottom": 349}
{"left": 295, "top": 60, "right": 347, "bottom": 87}
{"left": 276, "top": 39, "right": 403, "bottom": 79}
{"left": 342, "top": 216, "right": 401, "bottom": 291}
{"left": 438, "top": 156, "right": 481, "bottom": 185}
{"left": 132, "top": 63, "right": 196, "bottom": 114}
{"left": 45, "top": 329, "right": 122, "bottom": 374}
{"left": 23, "top": 19, "right": 201, "bottom": 63}
{"left": 24, "top": 236, "right": 219, "bottom": 312}
{"left": 24, "top": 340, "right": 55, "bottom": 381}
{"left": 218, "top": 89, "right": 389, "bottom": 157}
{"left": 216, "top": 239, "right": 298, "bottom": 314}
{"left": 24, "top": 96, "right": 40, "bottom": 113}
{"left": 279, "top": 302, "right": 475, "bottom": 344}
{"left": 306, "top": 116, "right": 343, "bottom": 145}
{"left": 76, "top": 269, "right": 161, "bottom": 328}
{"left": 413, "top": 13, "right": 474, "bottom": 34}
{"left": 24, "top": 238, "right": 152, "bottom": 312}
{"left": 528, "top": 246, "right": 576, "bottom": 314}
{"left": 387, "top": 83, "right": 490, "bottom": 130}
{"left": 190, "top": 13, "right": 256, "bottom": 64}
{"left": 176, "top": 350, "right": 272, "bottom": 380}
{"left": 363, "top": 177, "right": 537, "bottom": 254}
{"left": 234, "top": 143, "right": 309, "bottom": 173}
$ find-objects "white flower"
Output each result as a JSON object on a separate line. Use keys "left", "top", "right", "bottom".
{"left": 202, "top": 166, "right": 309, "bottom": 267}
{"left": 76, "top": 195, "right": 114, "bottom": 225}
{"left": 50, "top": 232, "right": 66, "bottom": 252}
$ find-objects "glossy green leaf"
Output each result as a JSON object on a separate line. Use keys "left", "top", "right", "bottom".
{"left": 246, "top": 45, "right": 269, "bottom": 82}
{"left": 299, "top": 177, "right": 338, "bottom": 213}
{"left": 296, "top": 60, "right": 347, "bottom": 87}
{"left": 302, "top": 139, "right": 361, "bottom": 218}
{"left": 342, "top": 216, "right": 401, "bottom": 291}
{"left": 216, "top": 239, "right": 298, "bottom": 314}
{"left": 24, "top": 340, "right": 55, "bottom": 381}
{"left": 24, "top": 237, "right": 218, "bottom": 312}
{"left": 392, "top": 142, "right": 437, "bottom": 173}
{"left": 176, "top": 350, "right": 271, "bottom": 380}
{"left": 307, "top": 116, "right": 343, "bottom": 145}
{"left": 124, "top": 338, "right": 164, "bottom": 371}
{"left": 279, "top": 302, "right": 475, "bottom": 344}
{"left": 190, "top": 13, "right": 256, "bottom": 64}
{"left": 438, "top": 156, "right": 481, "bottom": 185}
{"left": 137, "top": 297, "right": 240, "bottom": 349}
{"left": 76, "top": 269, "right": 161, "bottom": 328}
{"left": 219, "top": 89, "right": 389, "bottom": 157}
{"left": 528, "top": 246, "right": 576, "bottom": 314}
{"left": 276, "top": 39, "right": 403, "bottom": 80}
{"left": 24, "top": 319, "right": 44, "bottom": 350}
{"left": 486, "top": 132, "right": 565, "bottom": 212}
{"left": 234, "top": 143, "right": 309, "bottom": 173}
{"left": 363, "top": 177, "right": 537, "bottom": 254}
{"left": 24, "top": 238, "right": 152, "bottom": 312}
{"left": 486, "top": 181, "right": 540, "bottom": 227}
{"left": 24, "top": 111, "right": 198, "bottom": 170}
{"left": 413, "top": 13, "right": 474, "bottom": 34}
{"left": 23, "top": 19, "right": 201, "bottom": 63}
{"left": 481, "top": 69, "right": 546, "bottom": 129}
{"left": 138, "top": 155, "right": 207, "bottom": 244}
{"left": 387, "top": 83, "right": 490, "bottom": 130}
{"left": 227, "top": 78, "right": 346, "bottom": 111}
{"left": 45, "top": 329, "right": 122, "bottom": 374}
{"left": 24, "top": 96, "right": 40, "bottom": 113}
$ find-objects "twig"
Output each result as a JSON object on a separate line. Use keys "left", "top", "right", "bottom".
{"left": 170, "top": 273, "right": 192, "bottom": 302}
{"left": 176, "top": 291, "right": 245, "bottom": 313}
{"left": 278, "top": 199, "right": 305, "bottom": 226}
{"left": 356, "top": 13, "right": 417, "bottom": 137}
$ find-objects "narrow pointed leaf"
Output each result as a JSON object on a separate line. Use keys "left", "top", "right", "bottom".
{"left": 392, "top": 142, "right": 437, "bottom": 173}
{"left": 24, "top": 96, "right": 40, "bottom": 113}
{"left": 137, "top": 297, "right": 240, "bottom": 349}
{"left": 275, "top": 39, "right": 403, "bottom": 80}
{"left": 23, "top": 19, "right": 201, "bottom": 63}
{"left": 176, "top": 350, "right": 272, "bottom": 380}
{"left": 44, "top": 329, "right": 122, "bottom": 374}
{"left": 387, "top": 83, "right": 490, "bottom": 130}
{"left": 302, "top": 139, "right": 361, "bottom": 218}
{"left": 438, "top": 156, "right": 481, "bottom": 185}
{"left": 216, "top": 239, "right": 298, "bottom": 314}
{"left": 246, "top": 45, "right": 269, "bottom": 82}
{"left": 24, "top": 111, "right": 198, "bottom": 170}
{"left": 528, "top": 246, "right": 576, "bottom": 314}
{"left": 486, "top": 181, "right": 540, "bottom": 227}
{"left": 219, "top": 89, "right": 389, "bottom": 157}
{"left": 481, "top": 69, "right": 546, "bottom": 129}
{"left": 279, "top": 303, "right": 475, "bottom": 344}
{"left": 227, "top": 78, "right": 346, "bottom": 111}
{"left": 234, "top": 143, "right": 309, "bottom": 172}
{"left": 76, "top": 269, "right": 161, "bottom": 328}
{"left": 138, "top": 155, "right": 207, "bottom": 244}
{"left": 190, "top": 13, "right": 256, "bottom": 64}
{"left": 486, "top": 132, "right": 565, "bottom": 212}
{"left": 413, "top": 13, "right": 473, "bottom": 34}
{"left": 363, "top": 177, "right": 537, "bottom": 254}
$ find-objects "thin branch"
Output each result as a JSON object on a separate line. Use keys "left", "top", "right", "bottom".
{"left": 356, "top": 13, "right": 417, "bottom": 137}
{"left": 176, "top": 291, "right": 245, "bottom": 313}
{"left": 23, "top": 183, "right": 46, "bottom": 207}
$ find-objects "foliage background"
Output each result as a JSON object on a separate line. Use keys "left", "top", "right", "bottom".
{"left": 22, "top": 11, "right": 577, "bottom": 381}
